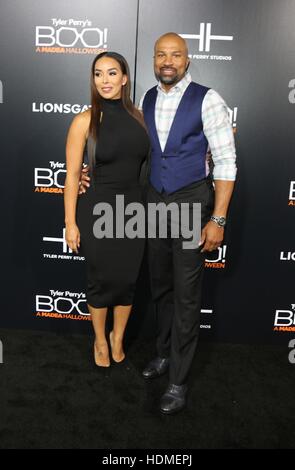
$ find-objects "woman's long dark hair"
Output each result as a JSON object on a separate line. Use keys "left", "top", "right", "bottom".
{"left": 88, "top": 51, "right": 146, "bottom": 174}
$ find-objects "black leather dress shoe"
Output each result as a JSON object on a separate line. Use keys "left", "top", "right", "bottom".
{"left": 142, "top": 357, "right": 170, "bottom": 379}
{"left": 160, "top": 383, "right": 188, "bottom": 414}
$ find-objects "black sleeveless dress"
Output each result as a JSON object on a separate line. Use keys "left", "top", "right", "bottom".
{"left": 77, "top": 98, "right": 150, "bottom": 308}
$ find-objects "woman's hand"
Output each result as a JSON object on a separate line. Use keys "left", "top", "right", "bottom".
{"left": 65, "top": 223, "right": 81, "bottom": 253}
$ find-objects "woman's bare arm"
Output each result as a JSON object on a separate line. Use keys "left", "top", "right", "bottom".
{"left": 64, "top": 111, "right": 90, "bottom": 225}
{"left": 64, "top": 110, "right": 90, "bottom": 252}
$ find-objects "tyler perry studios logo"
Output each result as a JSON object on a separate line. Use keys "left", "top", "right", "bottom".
{"left": 274, "top": 305, "right": 295, "bottom": 332}
{"left": 200, "top": 308, "right": 213, "bottom": 330}
{"left": 288, "top": 79, "right": 295, "bottom": 104}
{"left": 34, "top": 160, "right": 65, "bottom": 194}
{"left": 35, "top": 289, "right": 90, "bottom": 321}
{"left": 42, "top": 227, "right": 85, "bottom": 262}
{"left": 288, "top": 181, "right": 295, "bottom": 206}
{"left": 180, "top": 23, "right": 234, "bottom": 61}
{"left": 205, "top": 245, "right": 227, "bottom": 269}
{"left": 35, "top": 18, "right": 107, "bottom": 55}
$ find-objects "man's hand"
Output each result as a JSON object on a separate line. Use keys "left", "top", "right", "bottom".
{"left": 78, "top": 164, "right": 91, "bottom": 194}
{"left": 199, "top": 221, "right": 224, "bottom": 252}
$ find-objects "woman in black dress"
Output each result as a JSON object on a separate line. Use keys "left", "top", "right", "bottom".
{"left": 64, "top": 52, "right": 149, "bottom": 367}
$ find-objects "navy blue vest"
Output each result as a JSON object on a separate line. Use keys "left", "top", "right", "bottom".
{"left": 143, "top": 82, "right": 210, "bottom": 194}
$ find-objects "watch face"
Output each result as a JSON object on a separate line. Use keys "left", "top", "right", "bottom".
{"left": 218, "top": 217, "right": 226, "bottom": 226}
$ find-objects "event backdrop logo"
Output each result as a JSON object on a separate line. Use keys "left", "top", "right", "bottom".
{"left": 35, "top": 289, "right": 90, "bottom": 321}
{"left": 228, "top": 106, "right": 238, "bottom": 133}
{"left": 274, "top": 305, "right": 295, "bottom": 332}
{"left": 35, "top": 18, "right": 108, "bottom": 54}
{"left": 42, "top": 228, "right": 85, "bottom": 262}
{"left": 280, "top": 251, "right": 295, "bottom": 262}
{"left": 289, "top": 181, "right": 295, "bottom": 206}
{"left": 288, "top": 79, "right": 295, "bottom": 104}
{"left": 34, "top": 161, "right": 66, "bottom": 194}
{"left": 32, "top": 102, "right": 89, "bottom": 114}
{"left": 34, "top": 291, "right": 212, "bottom": 325}
{"left": 181, "top": 23, "right": 233, "bottom": 61}
{"left": 205, "top": 245, "right": 227, "bottom": 269}
{"left": 200, "top": 308, "right": 214, "bottom": 329}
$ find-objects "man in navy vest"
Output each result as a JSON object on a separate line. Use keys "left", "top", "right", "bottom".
{"left": 138, "top": 32, "right": 237, "bottom": 414}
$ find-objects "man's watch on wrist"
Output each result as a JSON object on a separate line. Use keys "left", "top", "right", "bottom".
{"left": 210, "top": 215, "right": 227, "bottom": 228}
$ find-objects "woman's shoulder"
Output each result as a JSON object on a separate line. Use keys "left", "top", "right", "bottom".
{"left": 70, "top": 108, "right": 91, "bottom": 133}
{"left": 75, "top": 108, "right": 91, "bottom": 124}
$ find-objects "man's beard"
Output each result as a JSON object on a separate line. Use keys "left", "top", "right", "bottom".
{"left": 155, "top": 67, "right": 180, "bottom": 85}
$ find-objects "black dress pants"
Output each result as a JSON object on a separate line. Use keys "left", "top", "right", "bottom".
{"left": 147, "top": 178, "right": 214, "bottom": 385}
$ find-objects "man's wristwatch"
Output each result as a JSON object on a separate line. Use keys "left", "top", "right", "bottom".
{"left": 210, "top": 215, "right": 227, "bottom": 227}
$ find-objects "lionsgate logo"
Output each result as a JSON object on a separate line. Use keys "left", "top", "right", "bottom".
{"left": 288, "top": 181, "right": 295, "bottom": 206}
{"left": 32, "top": 102, "right": 89, "bottom": 114}
{"left": 43, "top": 228, "right": 85, "bottom": 261}
{"left": 92, "top": 195, "right": 202, "bottom": 249}
{"left": 181, "top": 23, "right": 233, "bottom": 61}
{"left": 34, "top": 161, "right": 66, "bottom": 194}
{"left": 280, "top": 251, "right": 295, "bottom": 262}
{"left": 35, "top": 289, "right": 90, "bottom": 321}
{"left": 35, "top": 18, "right": 108, "bottom": 55}
{"left": 274, "top": 305, "right": 295, "bottom": 332}
{"left": 288, "top": 79, "right": 295, "bottom": 104}
{"left": 0, "top": 80, "right": 3, "bottom": 104}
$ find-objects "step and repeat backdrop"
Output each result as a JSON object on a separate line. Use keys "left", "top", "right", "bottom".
{"left": 0, "top": 0, "right": 294, "bottom": 344}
